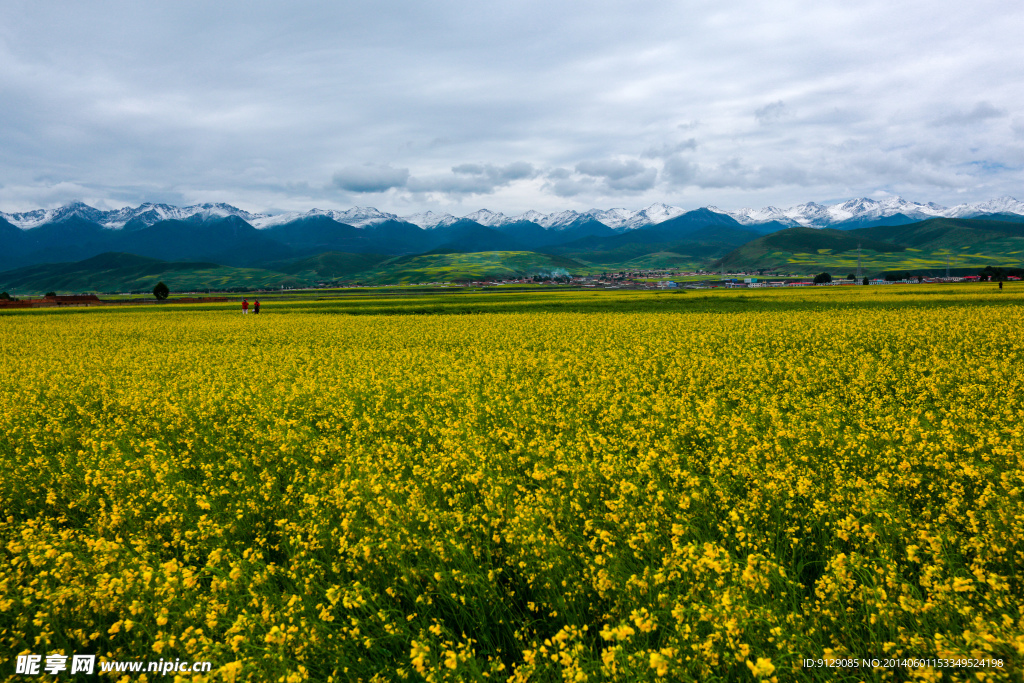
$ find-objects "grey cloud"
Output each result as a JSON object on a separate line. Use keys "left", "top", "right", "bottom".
{"left": 546, "top": 177, "right": 596, "bottom": 198}
{"left": 576, "top": 159, "right": 646, "bottom": 181}
{"left": 575, "top": 159, "right": 657, "bottom": 192}
{"left": 933, "top": 101, "right": 1006, "bottom": 126}
{"left": 641, "top": 139, "right": 697, "bottom": 159}
{"left": 0, "top": 181, "right": 96, "bottom": 212}
{"left": 452, "top": 164, "right": 487, "bottom": 175}
{"left": 104, "top": 187, "right": 189, "bottom": 207}
{"left": 686, "top": 158, "right": 813, "bottom": 190}
{"left": 754, "top": 101, "right": 788, "bottom": 125}
{"left": 452, "top": 161, "right": 537, "bottom": 182}
{"left": 407, "top": 161, "right": 537, "bottom": 195}
{"left": 836, "top": 150, "right": 964, "bottom": 190}
{"left": 407, "top": 174, "right": 498, "bottom": 194}
{"left": 496, "top": 161, "right": 536, "bottom": 181}
{"left": 904, "top": 144, "right": 952, "bottom": 165}
{"left": 608, "top": 168, "right": 657, "bottom": 191}
{"left": 332, "top": 164, "right": 410, "bottom": 193}
{"left": 662, "top": 155, "right": 697, "bottom": 185}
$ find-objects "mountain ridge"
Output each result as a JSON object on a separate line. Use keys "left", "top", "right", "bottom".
{"left": 0, "top": 208, "right": 759, "bottom": 271}
{"left": 6, "top": 215, "right": 1024, "bottom": 292}
{"left": 5, "top": 195, "right": 1024, "bottom": 233}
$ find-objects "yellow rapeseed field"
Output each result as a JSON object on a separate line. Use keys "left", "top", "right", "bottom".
{"left": 1, "top": 286, "right": 1022, "bottom": 681}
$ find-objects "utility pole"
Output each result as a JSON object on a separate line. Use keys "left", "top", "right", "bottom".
{"left": 946, "top": 254, "right": 950, "bottom": 279}
{"left": 856, "top": 243, "right": 862, "bottom": 281}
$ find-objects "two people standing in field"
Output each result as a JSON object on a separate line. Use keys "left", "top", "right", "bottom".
{"left": 241, "top": 298, "right": 261, "bottom": 314}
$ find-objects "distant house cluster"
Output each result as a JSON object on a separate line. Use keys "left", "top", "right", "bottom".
{"left": 0, "top": 294, "right": 100, "bottom": 308}
{"left": 0, "top": 294, "right": 230, "bottom": 308}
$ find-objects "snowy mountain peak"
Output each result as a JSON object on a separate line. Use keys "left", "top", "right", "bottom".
{"left": 1, "top": 202, "right": 106, "bottom": 228}
{"left": 515, "top": 210, "right": 553, "bottom": 225}
{"left": 633, "top": 202, "right": 686, "bottom": 224}
{"left": 4, "top": 196, "right": 1024, "bottom": 233}
{"left": 580, "top": 207, "right": 632, "bottom": 229}
{"left": 328, "top": 206, "right": 399, "bottom": 227}
{"left": 589, "top": 203, "right": 682, "bottom": 230}
{"left": 510, "top": 209, "right": 583, "bottom": 229}
{"left": 707, "top": 195, "right": 1023, "bottom": 228}
{"left": 462, "top": 209, "right": 509, "bottom": 227}
{"left": 945, "top": 196, "right": 1024, "bottom": 218}
{"left": 714, "top": 205, "right": 800, "bottom": 226}
{"left": 400, "top": 211, "right": 455, "bottom": 229}
{"left": 249, "top": 206, "right": 400, "bottom": 229}
{"left": 0, "top": 201, "right": 272, "bottom": 229}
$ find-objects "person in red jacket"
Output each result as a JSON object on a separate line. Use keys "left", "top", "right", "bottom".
{"left": 254, "top": 299, "right": 261, "bottom": 314}
{"left": 242, "top": 298, "right": 249, "bottom": 314}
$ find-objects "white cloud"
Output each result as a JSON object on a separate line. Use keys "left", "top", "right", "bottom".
{"left": 0, "top": 0, "right": 1022, "bottom": 213}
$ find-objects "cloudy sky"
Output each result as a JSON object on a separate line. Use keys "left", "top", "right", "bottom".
{"left": 1, "top": 0, "right": 1022, "bottom": 215}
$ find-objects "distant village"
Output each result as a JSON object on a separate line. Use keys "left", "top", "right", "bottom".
{"left": 400, "top": 270, "right": 1019, "bottom": 290}
{"left": 0, "top": 294, "right": 229, "bottom": 309}
{"left": 2, "top": 269, "right": 1016, "bottom": 306}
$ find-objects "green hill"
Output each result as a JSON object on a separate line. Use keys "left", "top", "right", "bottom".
{"left": 849, "top": 217, "right": 1024, "bottom": 250}
{"left": 355, "top": 251, "right": 587, "bottom": 284}
{"left": 0, "top": 252, "right": 310, "bottom": 294}
{"left": 715, "top": 218, "right": 1024, "bottom": 275}
{"left": 560, "top": 241, "right": 734, "bottom": 270}
{"left": 718, "top": 228, "right": 903, "bottom": 268}
{"left": 547, "top": 223, "right": 760, "bottom": 271}
{"left": 13, "top": 213, "right": 1024, "bottom": 291}
{"left": 261, "top": 251, "right": 390, "bottom": 279}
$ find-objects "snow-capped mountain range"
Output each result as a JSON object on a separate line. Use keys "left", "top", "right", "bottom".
{"left": 0, "top": 202, "right": 271, "bottom": 230}
{"left": 3, "top": 196, "right": 1024, "bottom": 231}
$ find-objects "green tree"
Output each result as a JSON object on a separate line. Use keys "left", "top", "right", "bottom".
{"left": 153, "top": 282, "right": 170, "bottom": 300}
{"left": 813, "top": 272, "right": 832, "bottom": 284}
{"left": 863, "top": 277, "right": 869, "bottom": 285}
{"left": 45, "top": 291, "right": 57, "bottom": 298}
{"left": 982, "top": 266, "right": 1007, "bottom": 282}
{"left": 0, "top": 292, "right": 9, "bottom": 300}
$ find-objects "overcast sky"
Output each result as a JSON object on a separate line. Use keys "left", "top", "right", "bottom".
{"left": 1, "top": 0, "right": 1022, "bottom": 215}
